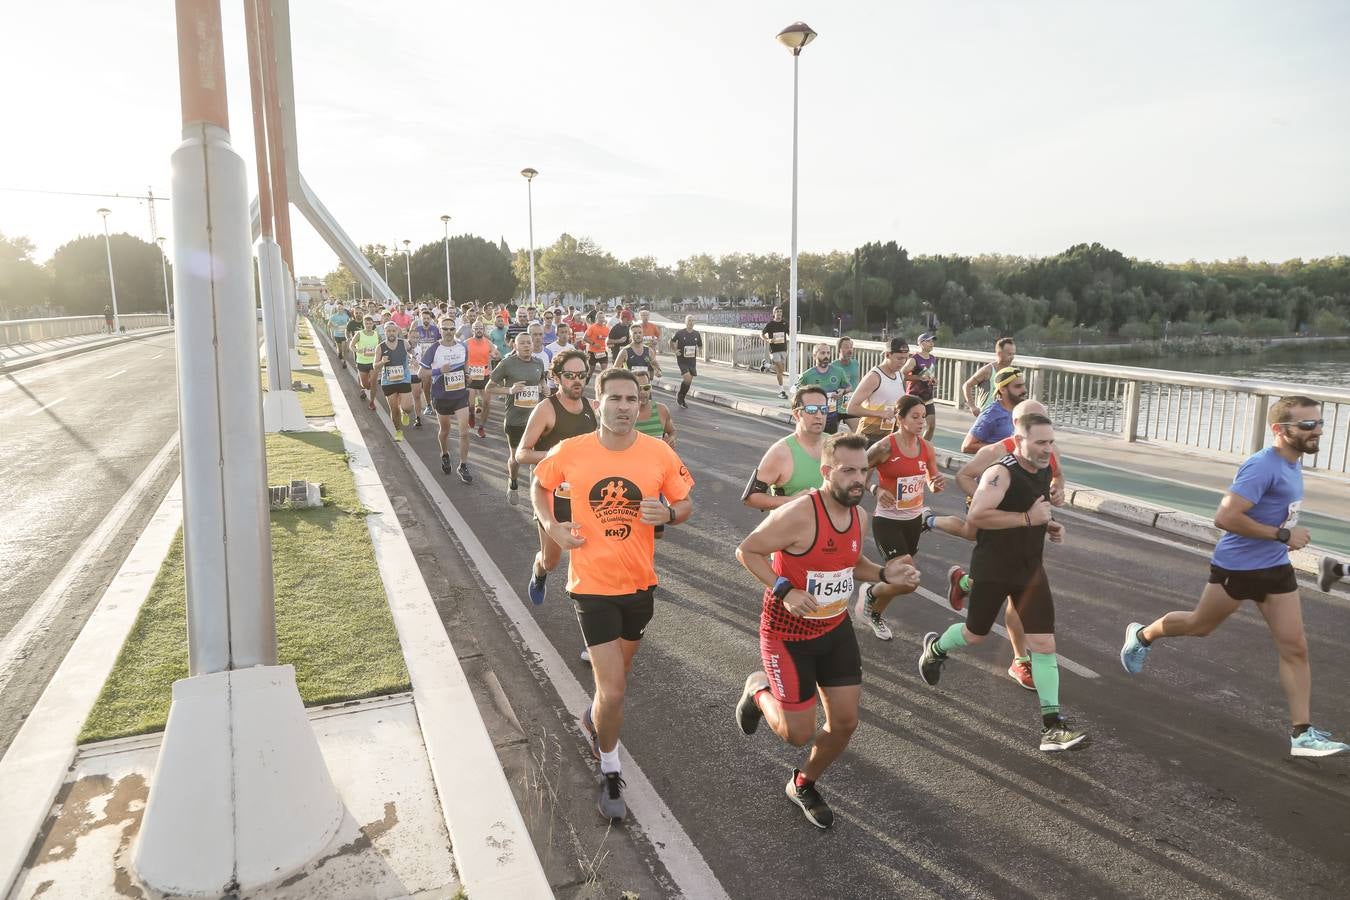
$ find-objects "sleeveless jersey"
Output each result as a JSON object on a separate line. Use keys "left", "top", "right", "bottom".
{"left": 906, "top": 353, "right": 936, "bottom": 402}
{"left": 619, "top": 346, "right": 657, "bottom": 377}
{"left": 464, "top": 337, "right": 494, "bottom": 381}
{"left": 535, "top": 394, "right": 598, "bottom": 453}
{"left": 636, "top": 406, "right": 664, "bottom": 438}
{"left": 354, "top": 330, "right": 379, "bottom": 365}
{"left": 858, "top": 367, "right": 906, "bottom": 435}
{"left": 761, "top": 489, "right": 862, "bottom": 641}
{"left": 874, "top": 434, "right": 937, "bottom": 521}
{"left": 970, "top": 455, "right": 1052, "bottom": 583}
{"left": 377, "top": 340, "right": 412, "bottom": 385}
{"left": 770, "top": 436, "right": 821, "bottom": 498}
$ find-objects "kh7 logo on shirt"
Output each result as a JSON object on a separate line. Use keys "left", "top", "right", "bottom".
{"left": 589, "top": 477, "right": 643, "bottom": 540}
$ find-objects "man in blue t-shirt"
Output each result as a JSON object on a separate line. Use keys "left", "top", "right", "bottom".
{"left": 1120, "top": 395, "right": 1348, "bottom": 758}
{"left": 327, "top": 305, "right": 352, "bottom": 369}
{"left": 961, "top": 367, "right": 1025, "bottom": 453}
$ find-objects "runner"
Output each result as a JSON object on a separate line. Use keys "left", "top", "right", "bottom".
{"left": 465, "top": 320, "right": 497, "bottom": 439}
{"left": 531, "top": 368, "right": 695, "bottom": 820}
{"left": 545, "top": 320, "right": 575, "bottom": 360}
{"left": 796, "top": 344, "right": 850, "bottom": 435}
{"left": 637, "top": 307, "right": 662, "bottom": 349}
{"left": 761, "top": 307, "right": 790, "bottom": 399}
{"left": 419, "top": 316, "right": 474, "bottom": 482}
{"left": 845, "top": 338, "right": 910, "bottom": 444}
{"left": 961, "top": 367, "right": 1027, "bottom": 453}
{"left": 327, "top": 303, "right": 351, "bottom": 369}
{"left": 617, "top": 332, "right": 661, "bottom": 380}
{"left": 734, "top": 432, "right": 920, "bottom": 828}
{"left": 353, "top": 315, "right": 380, "bottom": 409}
{"left": 632, "top": 371, "right": 675, "bottom": 444}
{"left": 411, "top": 308, "right": 442, "bottom": 425}
{"left": 901, "top": 332, "right": 938, "bottom": 440}
{"left": 104, "top": 304, "right": 115, "bottom": 334}
{"left": 488, "top": 332, "right": 547, "bottom": 505}
{"left": 669, "top": 315, "right": 703, "bottom": 408}
{"left": 1120, "top": 396, "right": 1350, "bottom": 757}
{"left": 834, "top": 337, "right": 861, "bottom": 431}
{"left": 372, "top": 322, "right": 414, "bottom": 442}
{"left": 390, "top": 302, "right": 413, "bottom": 334}
{"left": 606, "top": 312, "right": 632, "bottom": 364}
{"left": 1318, "top": 555, "right": 1345, "bottom": 592}
{"left": 488, "top": 314, "right": 511, "bottom": 359}
{"left": 743, "top": 386, "right": 829, "bottom": 510}
{"left": 857, "top": 395, "right": 944, "bottom": 640}
{"left": 583, "top": 317, "right": 611, "bottom": 376}
{"left": 963, "top": 337, "right": 1017, "bottom": 415}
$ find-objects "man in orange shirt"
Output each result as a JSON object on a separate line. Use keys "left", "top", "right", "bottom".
{"left": 583, "top": 319, "right": 611, "bottom": 375}
{"left": 464, "top": 320, "right": 499, "bottom": 439}
{"left": 532, "top": 368, "right": 695, "bottom": 821}
{"left": 637, "top": 307, "right": 662, "bottom": 353}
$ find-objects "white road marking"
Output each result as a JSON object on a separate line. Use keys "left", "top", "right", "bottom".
{"left": 101, "top": 368, "right": 127, "bottom": 379}
{"left": 0, "top": 434, "right": 179, "bottom": 696}
{"left": 22, "top": 397, "right": 66, "bottom": 416}
{"left": 149, "top": 353, "right": 163, "bottom": 360}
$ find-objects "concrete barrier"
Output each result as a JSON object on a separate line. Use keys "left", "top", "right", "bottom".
{"left": 1068, "top": 489, "right": 1165, "bottom": 527}
{"left": 1154, "top": 511, "right": 1223, "bottom": 545}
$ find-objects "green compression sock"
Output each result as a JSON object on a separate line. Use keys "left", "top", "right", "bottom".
{"left": 934, "top": 623, "right": 968, "bottom": 656}
{"left": 1030, "top": 652, "right": 1061, "bottom": 719}
{"left": 959, "top": 574, "right": 973, "bottom": 592}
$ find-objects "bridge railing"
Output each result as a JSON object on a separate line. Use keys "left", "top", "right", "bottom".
{"left": 648, "top": 322, "right": 1350, "bottom": 475}
{"left": 0, "top": 314, "right": 171, "bottom": 346}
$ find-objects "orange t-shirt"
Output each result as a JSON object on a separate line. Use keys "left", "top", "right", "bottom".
{"left": 640, "top": 323, "right": 661, "bottom": 341}
{"left": 534, "top": 432, "right": 695, "bottom": 596}
{"left": 584, "top": 323, "right": 610, "bottom": 353}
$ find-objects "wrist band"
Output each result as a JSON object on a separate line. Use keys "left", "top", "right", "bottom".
{"left": 1024, "top": 511, "right": 1031, "bottom": 526}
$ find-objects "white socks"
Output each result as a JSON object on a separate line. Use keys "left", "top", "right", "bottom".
{"left": 599, "top": 747, "right": 621, "bottom": 775}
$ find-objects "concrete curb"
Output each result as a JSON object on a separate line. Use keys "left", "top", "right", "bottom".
{"left": 0, "top": 479, "right": 184, "bottom": 897}
{"left": 309, "top": 320, "right": 552, "bottom": 898}
{"left": 0, "top": 327, "right": 174, "bottom": 373}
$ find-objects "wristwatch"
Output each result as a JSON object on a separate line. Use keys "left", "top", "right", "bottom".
{"left": 772, "top": 576, "right": 793, "bottom": 601}
{"left": 1276, "top": 527, "right": 1292, "bottom": 544}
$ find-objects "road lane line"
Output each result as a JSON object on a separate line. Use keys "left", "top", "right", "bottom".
{"left": 149, "top": 353, "right": 163, "bottom": 360}
{"left": 22, "top": 397, "right": 66, "bottom": 416}
{"left": 101, "top": 368, "right": 127, "bottom": 379}
{"left": 0, "top": 433, "right": 179, "bottom": 697}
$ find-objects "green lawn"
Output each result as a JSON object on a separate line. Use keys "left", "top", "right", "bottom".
{"left": 261, "top": 324, "right": 334, "bottom": 417}
{"left": 79, "top": 430, "right": 410, "bottom": 743}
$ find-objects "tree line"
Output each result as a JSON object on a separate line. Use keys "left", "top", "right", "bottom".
{"left": 1, "top": 231, "right": 172, "bottom": 319}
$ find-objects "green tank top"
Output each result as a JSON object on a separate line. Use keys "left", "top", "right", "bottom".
{"left": 636, "top": 406, "right": 664, "bottom": 438}
{"left": 771, "top": 435, "right": 821, "bottom": 497}
{"left": 355, "top": 330, "right": 380, "bottom": 364}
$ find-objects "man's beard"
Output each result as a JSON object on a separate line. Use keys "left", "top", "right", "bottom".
{"left": 828, "top": 482, "right": 864, "bottom": 507}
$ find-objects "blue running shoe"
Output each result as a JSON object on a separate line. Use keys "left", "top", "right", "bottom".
{"left": 527, "top": 571, "right": 546, "bottom": 606}
{"left": 1120, "top": 622, "right": 1151, "bottom": 674}
{"left": 1291, "top": 727, "right": 1350, "bottom": 757}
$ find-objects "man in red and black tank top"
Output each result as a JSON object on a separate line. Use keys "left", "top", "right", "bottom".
{"left": 734, "top": 433, "right": 919, "bottom": 829}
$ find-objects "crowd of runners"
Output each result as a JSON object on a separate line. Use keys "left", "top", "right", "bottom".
{"left": 314, "top": 296, "right": 1348, "bottom": 830}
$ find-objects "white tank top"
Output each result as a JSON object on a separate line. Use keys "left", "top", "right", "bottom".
{"left": 859, "top": 366, "right": 906, "bottom": 434}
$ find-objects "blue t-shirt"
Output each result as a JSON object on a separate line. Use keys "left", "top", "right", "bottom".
{"left": 1211, "top": 447, "right": 1303, "bottom": 570}
{"left": 421, "top": 342, "right": 469, "bottom": 399}
{"left": 970, "top": 401, "right": 1014, "bottom": 445}
{"left": 328, "top": 312, "right": 350, "bottom": 336}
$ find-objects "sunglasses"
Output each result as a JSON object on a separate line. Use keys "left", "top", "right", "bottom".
{"left": 1280, "top": 418, "right": 1324, "bottom": 431}
{"left": 796, "top": 403, "right": 830, "bottom": 415}
{"left": 558, "top": 371, "right": 587, "bottom": 381}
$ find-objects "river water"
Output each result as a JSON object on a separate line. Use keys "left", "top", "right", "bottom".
{"left": 1118, "top": 343, "right": 1350, "bottom": 390}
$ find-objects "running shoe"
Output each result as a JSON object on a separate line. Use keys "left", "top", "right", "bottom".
{"left": 1120, "top": 622, "right": 1151, "bottom": 674}
{"left": 440, "top": 453, "right": 451, "bottom": 474}
{"left": 507, "top": 481, "right": 519, "bottom": 506}
{"left": 393, "top": 429, "right": 403, "bottom": 442}
{"left": 457, "top": 463, "right": 472, "bottom": 484}
{"left": 867, "top": 611, "right": 893, "bottom": 641}
{"left": 580, "top": 705, "right": 600, "bottom": 758}
{"left": 677, "top": 396, "right": 688, "bottom": 409}
{"left": 597, "top": 771, "right": 627, "bottom": 821}
{"left": 1007, "top": 659, "right": 1036, "bottom": 691}
{"left": 401, "top": 410, "right": 410, "bottom": 427}
{"left": 918, "top": 631, "right": 946, "bottom": 686}
{"left": 414, "top": 415, "right": 423, "bottom": 428}
{"left": 736, "top": 672, "right": 769, "bottom": 736}
{"left": 358, "top": 389, "right": 366, "bottom": 401}
{"left": 528, "top": 571, "right": 546, "bottom": 606}
{"left": 475, "top": 426, "right": 486, "bottom": 439}
{"left": 947, "top": 566, "right": 967, "bottom": 612}
{"left": 1290, "top": 727, "right": 1350, "bottom": 757}
{"left": 778, "top": 389, "right": 788, "bottom": 400}
{"left": 424, "top": 403, "right": 435, "bottom": 417}
{"left": 785, "top": 770, "right": 833, "bottom": 829}
{"left": 1040, "top": 720, "right": 1088, "bottom": 752}
{"left": 1318, "top": 555, "right": 1341, "bottom": 593}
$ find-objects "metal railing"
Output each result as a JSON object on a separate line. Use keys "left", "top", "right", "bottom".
{"left": 647, "top": 321, "right": 1350, "bottom": 474}
{"left": 0, "top": 313, "right": 171, "bottom": 346}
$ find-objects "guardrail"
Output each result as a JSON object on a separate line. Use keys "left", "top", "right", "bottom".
{"left": 0, "top": 314, "right": 171, "bottom": 346}
{"left": 648, "top": 321, "right": 1350, "bottom": 475}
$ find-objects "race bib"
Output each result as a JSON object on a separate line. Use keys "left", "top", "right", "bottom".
{"left": 770, "top": 331, "right": 786, "bottom": 344}
{"left": 837, "top": 391, "right": 852, "bottom": 413}
{"left": 383, "top": 365, "right": 405, "bottom": 383}
{"left": 331, "top": 329, "right": 345, "bottom": 339}
{"left": 803, "top": 567, "right": 853, "bottom": 619}
{"left": 896, "top": 474, "right": 926, "bottom": 510}
{"left": 630, "top": 365, "right": 649, "bottom": 376}
{"left": 682, "top": 345, "right": 697, "bottom": 358}
{"left": 513, "top": 386, "right": 540, "bottom": 408}
{"left": 468, "top": 365, "right": 486, "bottom": 378}
{"left": 880, "top": 416, "right": 896, "bottom": 431}
{"left": 440, "top": 369, "right": 466, "bottom": 391}
{"left": 593, "top": 353, "right": 608, "bottom": 363}
{"left": 1283, "top": 501, "right": 1301, "bottom": 528}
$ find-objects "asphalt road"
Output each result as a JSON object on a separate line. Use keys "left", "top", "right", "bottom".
{"left": 0, "top": 331, "right": 181, "bottom": 758}
{"left": 325, "top": 339, "right": 1350, "bottom": 899}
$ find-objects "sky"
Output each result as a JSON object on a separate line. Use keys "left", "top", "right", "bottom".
{"left": 2, "top": 0, "right": 1348, "bottom": 278}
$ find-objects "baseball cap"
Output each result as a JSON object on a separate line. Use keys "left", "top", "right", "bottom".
{"left": 918, "top": 332, "right": 936, "bottom": 344}
{"left": 888, "top": 337, "right": 910, "bottom": 353}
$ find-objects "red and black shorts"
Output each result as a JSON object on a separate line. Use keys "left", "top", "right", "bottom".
{"left": 1209, "top": 563, "right": 1298, "bottom": 603}
{"left": 759, "top": 620, "right": 861, "bottom": 711}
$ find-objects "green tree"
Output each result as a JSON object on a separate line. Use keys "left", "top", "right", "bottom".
{"left": 49, "top": 232, "right": 171, "bottom": 316}
{"left": 0, "top": 233, "right": 54, "bottom": 316}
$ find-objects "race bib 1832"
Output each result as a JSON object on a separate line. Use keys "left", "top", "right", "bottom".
{"left": 440, "top": 369, "right": 466, "bottom": 391}
{"left": 803, "top": 567, "right": 853, "bottom": 619}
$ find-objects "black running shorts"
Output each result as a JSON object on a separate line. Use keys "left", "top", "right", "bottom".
{"left": 572, "top": 586, "right": 656, "bottom": 646}
{"left": 357, "top": 362, "right": 373, "bottom": 373}
{"left": 967, "top": 566, "right": 1054, "bottom": 636}
{"left": 924, "top": 402, "right": 937, "bottom": 418}
{"left": 468, "top": 378, "right": 488, "bottom": 391}
{"left": 1208, "top": 563, "right": 1297, "bottom": 602}
{"left": 677, "top": 357, "right": 697, "bottom": 377}
{"left": 382, "top": 382, "right": 412, "bottom": 396}
{"left": 759, "top": 621, "right": 861, "bottom": 711}
{"left": 873, "top": 515, "right": 923, "bottom": 559}
{"left": 504, "top": 423, "right": 526, "bottom": 449}
{"left": 433, "top": 394, "right": 470, "bottom": 416}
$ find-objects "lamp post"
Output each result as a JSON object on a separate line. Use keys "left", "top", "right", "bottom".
{"left": 156, "top": 236, "right": 172, "bottom": 323}
{"left": 775, "top": 20, "right": 816, "bottom": 390}
{"left": 440, "top": 214, "right": 453, "bottom": 304}
{"left": 401, "top": 238, "right": 412, "bottom": 304}
{"left": 380, "top": 244, "right": 390, "bottom": 295}
{"left": 96, "top": 207, "right": 121, "bottom": 333}
{"left": 521, "top": 168, "right": 538, "bottom": 307}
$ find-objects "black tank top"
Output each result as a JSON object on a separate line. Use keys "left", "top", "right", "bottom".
{"left": 535, "top": 394, "right": 598, "bottom": 453}
{"left": 970, "top": 454, "right": 1052, "bottom": 583}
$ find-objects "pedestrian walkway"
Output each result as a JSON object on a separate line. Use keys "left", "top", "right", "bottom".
{"left": 0, "top": 328, "right": 171, "bottom": 370}
{"left": 657, "top": 360, "right": 1350, "bottom": 557}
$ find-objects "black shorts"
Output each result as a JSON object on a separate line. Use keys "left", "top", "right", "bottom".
{"left": 1209, "top": 563, "right": 1298, "bottom": 602}
{"left": 967, "top": 566, "right": 1054, "bottom": 636}
{"left": 357, "top": 362, "right": 373, "bottom": 373}
{"left": 873, "top": 515, "right": 923, "bottom": 559}
{"left": 468, "top": 378, "right": 488, "bottom": 392}
{"left": 382, "top": 382, "right": 412, "bottom": 396}
{"left": 588, "top": 353, "right": 610, "bottom": 371}
{"left": 433, "top": 394, "right": 470, "bottom": 416}
{"left": 333, "top": 335, "right": 347, "bottom": 343}
{"left": 535, "top": 495, "right": 573, "bottom": 531}
{"left": 572, "top": 586, "right": 656, "bottom": 646}
{"left": 504, "top": 423, "right": 526, "bottom": 449}
{"left": 759, "top": 621, "right": 861, "bottom": 711}
{"left": 925, "top": 402, "right": 937, "bottom": 417}
{"left": 677, "top": 357, "right": 698, "bottom": 376}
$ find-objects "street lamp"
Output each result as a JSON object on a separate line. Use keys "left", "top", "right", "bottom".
{"left": 401, "top": 239, "right": 412, "bottom": 304}
{"left": 96, "top": 207, "right": 121, "bottom": 333}
{"left": 439, "top": 215, "right": 453, "bottom": 304}
{"left": 775, "top": 20, "right": 816, "bottom": 389}
{"left": 521, "top": 168, "right": 538, "bottom": 308}
{"left": 156, "top": 236, "right": 171, "bottom": 323}
{"left": 380, "top": 244, "right": 390, "bottom": 296}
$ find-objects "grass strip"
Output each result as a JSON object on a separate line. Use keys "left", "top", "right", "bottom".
{"left": 260, "top": 322, "right": 334, "bottom": 417}
{"left": 79, "top": 429, "right": 409, "bottom": 743}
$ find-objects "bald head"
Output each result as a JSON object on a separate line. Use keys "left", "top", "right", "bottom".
{"left": 1012, "top": 399, "right": 1047, "bottom": 419}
